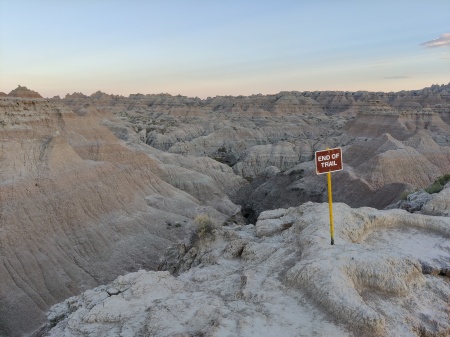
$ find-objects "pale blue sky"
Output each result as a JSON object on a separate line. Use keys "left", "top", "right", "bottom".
{"left": 1, "top": 1, "right": 449, "bottom": 97}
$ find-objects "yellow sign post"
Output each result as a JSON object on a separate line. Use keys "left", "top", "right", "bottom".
{"left": 315, "top": 147, "right": 343, "bottom": 245}
{"left": 327, "top": 171, "right": 334, "bottom": 245}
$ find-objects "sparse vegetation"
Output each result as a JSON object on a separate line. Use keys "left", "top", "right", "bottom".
{"left": 424, "top": 174, "right": 450, "bottom": 194}
{"left": 400, "top": 190, "right": 411, "bottom": 200}
{"left": 194, "top": 214, "right": 215, "bottom": 237}
{"left": 190, "top": 214, "right": 216, "bottom": 245}
{"left": 48, "top": 312, "right": 67, "bottom": 328}
{"left": 400, "top": 191, "right": 408, "bottom": 200}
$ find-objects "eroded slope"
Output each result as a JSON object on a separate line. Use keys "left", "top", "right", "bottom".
{"left": 0, "top": 97, "right": 244, "bottom": 336}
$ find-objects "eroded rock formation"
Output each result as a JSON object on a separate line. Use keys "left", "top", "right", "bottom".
{"left": 7, "top": 85, "right": 43, "bottom": 98}
{"left": 1, "top": 83, "right": 450, "bottom": 336}
{"left": 44, "top": 201, "right": 450, "bottom": 337}
{"left": 0, "top": 97, "right": 244, "bottom": 336}
{"left": 57, "top": 84, "right": 450, "bottom": 217}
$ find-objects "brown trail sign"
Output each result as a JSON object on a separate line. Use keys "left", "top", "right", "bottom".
{"left": 315, "top": 147, "right": 343, "bottom": 245}
{"left": 315, "top": 147, "right": 343, "bottom": 175}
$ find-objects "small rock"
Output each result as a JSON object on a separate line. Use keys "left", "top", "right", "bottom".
{"left": 106, "top": 288, "right": 120, "bottom": 296}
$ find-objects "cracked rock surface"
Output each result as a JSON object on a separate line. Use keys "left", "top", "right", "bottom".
{"left": 45, "top": 202, "right": 450, "bottom": 337}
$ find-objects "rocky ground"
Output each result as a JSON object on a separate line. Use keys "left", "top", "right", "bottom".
{"left": 43, "top": 196, "right": 450, "bottom": 337}
{"left": 0, "top": 84, "right": 449, "bottom": 336}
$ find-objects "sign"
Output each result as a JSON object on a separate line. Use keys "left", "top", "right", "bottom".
{"left": 315, "top": 147, "right": 343, "bottom": 175}
{"left": 315, "top": 147, "right": 343, "bottom": 245}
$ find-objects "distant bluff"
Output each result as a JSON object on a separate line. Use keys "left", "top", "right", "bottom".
{"left": 7, "top": 85, "right": 43, "bottom": 98}
{"left": 60, "top": 83, "right": 450, "bottom": 116}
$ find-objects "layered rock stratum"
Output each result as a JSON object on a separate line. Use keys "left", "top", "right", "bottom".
{"left": 0, "top": 83, "right": 449, "bottom": 336}
{"left": 58, "top": 84, "right": 450, "bottom": 216}
{"left": 0, "top": 96, "right": 244, "bottom": 336}
{"left": 7, "top": 85, "right": 43, "bottom": 99}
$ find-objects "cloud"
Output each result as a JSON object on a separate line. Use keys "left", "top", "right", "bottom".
{"left": 421, "top": 33, "right": 450, "bottom": 48}
{"left": 383, "top": 76, "right": 411, "bottom": 80}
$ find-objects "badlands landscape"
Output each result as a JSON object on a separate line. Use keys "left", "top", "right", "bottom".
{"left": 0, "top": 84, "right": 449, "bottom": 336}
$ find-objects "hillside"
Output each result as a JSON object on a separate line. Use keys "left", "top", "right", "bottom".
{"left": 0, "top": 96, "right": 244, "bottom": 336}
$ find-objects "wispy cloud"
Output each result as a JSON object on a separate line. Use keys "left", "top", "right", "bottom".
{"left": 383, "top": 76, "right": 411, "bottom": 80}
{"left": 421, "top": 33, "right": 450, "bottom": 48}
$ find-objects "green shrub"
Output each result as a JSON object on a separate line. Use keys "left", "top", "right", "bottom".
{"left": 424, "top": 174, "right": 450, "bottom": 194}
{"left": 425, "top": 182, "right": 443, "bottom": 194}
{"left": 437, "top": 173, "right": 450, "bottom": 186}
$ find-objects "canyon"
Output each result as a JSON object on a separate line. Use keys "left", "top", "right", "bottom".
{"left": 0, "top": 84, "right": 449, "bottom": 336}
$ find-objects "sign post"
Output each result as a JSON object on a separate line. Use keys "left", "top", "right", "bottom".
{"left": 315, "top": 147, "right": 343, "bottom": 245}
{"left": 327, "top": 171, "right": 334, "bottom": 245}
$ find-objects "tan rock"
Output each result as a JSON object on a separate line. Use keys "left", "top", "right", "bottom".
{"left": 7, "top": 85, "right": 43, "bottom": 98}
{"left": 0, "top": 97, "right": 242, "bottom": 335}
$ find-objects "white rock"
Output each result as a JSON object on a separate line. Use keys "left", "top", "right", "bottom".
{"left": 46, "top": 202, "right": 450, "bottom": 337}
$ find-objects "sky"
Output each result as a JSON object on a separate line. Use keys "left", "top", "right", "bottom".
{"left": 0, "top": 1, "right": 449, "bottom": 98}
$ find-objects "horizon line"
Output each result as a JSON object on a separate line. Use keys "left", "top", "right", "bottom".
{"left": 2, "top": 82, "right": 450, "bottom": 100}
